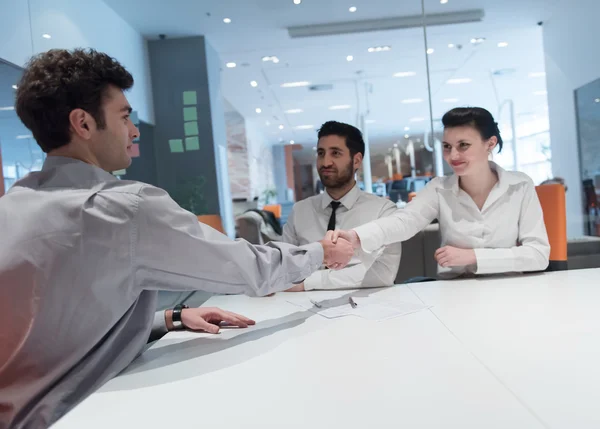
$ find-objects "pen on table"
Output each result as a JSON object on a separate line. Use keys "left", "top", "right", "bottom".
{"left": 348, "top": 296, "right": 358, "bottom": 309}
{"left": 310, "top": 299, "right": 322, "bottom": 308}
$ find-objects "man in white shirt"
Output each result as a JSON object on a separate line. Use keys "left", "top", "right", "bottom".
{"left": 283, "top": 121, "right": 402, "bottom": 291}
{"left": 0, "top": 49, "right": 353, "bottom": 428}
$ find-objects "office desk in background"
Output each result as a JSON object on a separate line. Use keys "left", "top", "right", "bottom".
{"left": 53, "top": 269, "right": 600, "bottom": 429}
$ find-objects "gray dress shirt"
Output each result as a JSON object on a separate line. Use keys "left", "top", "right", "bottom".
{"left": 0, "top": 156, "right": 323, "bottom": 429}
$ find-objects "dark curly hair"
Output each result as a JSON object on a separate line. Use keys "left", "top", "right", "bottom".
{"left": 15, "top": 48, "right": 134, "bottom": 153}
{"left": 317, "top": 121, "right": 365, "bottom": 158}
{"left": 441, "top": 107, "right": 503, "bottom": 153}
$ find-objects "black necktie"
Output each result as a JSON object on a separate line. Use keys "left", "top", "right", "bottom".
{"left": 327, "top": 202, "right": 341, "bottom": 231}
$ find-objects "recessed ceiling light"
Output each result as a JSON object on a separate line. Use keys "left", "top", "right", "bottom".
{"left": 448, "top": 43, "right": 455, "bottom": 48}
{"left": 404, "top": 126, "right": 410, "bottom": 131}
{"left": 294, "top": 0, "right": 302, "bottom": 4}
{"left": 295, "top": 125, "right": 315, "bottom": 130}
{"left": 313, "top": 146, "right": 317, "bottom": 151}
{"left": 368, "top": 46, "right": 391, "bottom": 53}
{"left": 285, "top": 109, "right": 304, "bottom": 114}
{"left": 279, "top": 125, "right": 284, "bottom": 130}
{"left": 470, "top": 37, "right": 486, "bottom": 45}
{"left": 250, "top": 81, "right": 258, "bottom": 87}
{"left": 346, "top": 55, "right": 354, "bottom": 62}
{"left": 42, "top": 33, "right": 52, "bottom": 39}
{"left": 349, "top": 6, "right": 357, "bottom": 12}
{"left": 223, "top": 18, "right": 232, "bottom": 24}
{"left": 529, "top": 72, "right": 546, "bottom": 78}
{"left": 440, "top": 0, "right": 449, "bottom": 3}
{"left": 329, "top": 105, "right": 352, "bottom": 110}
{"left": 11, "top": 85, "right": 17, "bottom": 90}
{"left": 427, "top": 48, "right": 435, "bottom": 54}
{"left": 534, "top": 90, "right": 548, "bottom": 96}
{"left": 0, "top": 106, "right": 15, "bottom": 111}
{"left": 272, "top": 57, "right": 280, "bottom": 64}
{"left": 262, "top": 56, "right": 280, "bottom": 63}
{"left": 447, "top": 78, "right": 472, "bottom": 84}
{"left": 290, "top": 140, "right": 295, "bottom": 144}
{"left": 401, "top": 98, "right": 423, "bottom": 104}
{"left": 595, "top": 98, "right": 600, "bottom": 103}
{"left": 15, "top": 134, "right": 32, "bottom": 139}
{"left": 497, "top": 42, "right": 509, "bottom": 48}
{"left": 280, "top": 81, "right": 310, "bottom": 88}
{"left": 410, "top": 117, "right": 425, "bottom": 122}
{"left": 393, "top": 71, "right": 416, "bottom": 78}
{"left": 442, "top": 98, "right": 460, "bottom": 103}
{"left": 255, "top": 108, "right": 262, "bottom": 114}
{"left": 404, "top": 134, "right": 410, "bottom": 139}
{"left": 226, "top": 62, "right": 237, "bottom": 68}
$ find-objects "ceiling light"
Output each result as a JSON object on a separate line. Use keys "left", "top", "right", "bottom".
{"left": 272, "top": 57, "right": 280, "bottom": 64}
{"left": 226, "top": 62, "right": 236, "bottom": 68}
{"left": 329, "top": 105, "right": 352, "bottom": 110}
{"left": 401, "top": 98, "right": 423, "bottom": 104}
{"left": 410, "top": 117, "right": 425, "bottom": 122}
{"left": 346, "top": 55, "right": 354, "bottom": 62}
{"left": 16, "top": 134, "right": 32, "bottom": 139}
{"left": 442, "top": 98, "right": 460, "bottom": 103}
{"left": 290, "top": 140, "right": 295, "bottom": 144}
{"left": 427, "top": 48, "right": 435, "bottom": 54}
{"left": 255, "top": 108, "right": 262, "bottom": 114}
{"left": 441, "top": 0, "right": 449, "bottom": 3}
{"left": 595, "top": 98, "right": 600, "bottom": 103}
{"left": 470, "top": 37, "right": 486, "bottom": 45}
{"left": 313, "top": 146, "right": 317, "bottom": 150}
{"left": 497, "top": 42, "right": 509, "bottom": 48}
{"left": 447, "top": 78, "right": 472, "bottom": 84}
{"left": 42, "top": 33, "right": 52, "bottom": 39}
{"left": 0, "top": 106, "right": 15, "bottom": 111}
{"left": 349, "top": 6, "right": 357, "bottom": 12}
{"left": 285, "top": 109, "right": 304, "bottom": 114}
{"left": 448, "top": 43, "right": 455, "bottom": 48}
{"left": 280, "top": 81, "right": 310, "bottom": 88}
{"left": 368, "top": 46, "right": 391, "bottom": 53}
{"left": 393, "top": 143, "right": 399, "bottom": 148}
{"left": 223, "top": 18, "right": 232, "bottom": 24}
{"left": 279, "top": 125, "right": 284, "bottom": 130}
{"left": 294, "top": 0, "right": 302, "bottom": 4}
{"left": 404, "top": 134, "right": 410, "bottom": 139}
{"left": 529, "top": 72, "right": 546, "bottom": 78}
{"left": 534, "top": 90, "right": 547, "bottom": 96}
{"left": 295, "top": 125, "right": 314, "bottom": 130}
{"left": 11, "top": 85, "right": 17, "bottom": 90}
{"left": 262, "top": 56, "right": 271, "bottom": 62}
{"left": 262, "top": 56, "right": 280, "bottom": 63}
{"left": 404, "top": 126, "right": 410, "bottom": 131}
{"left": 250, "top": 81, "right": 258, "bottom": 87}
{"left": 393, "top": 71, "right": 416, "bottom": 78}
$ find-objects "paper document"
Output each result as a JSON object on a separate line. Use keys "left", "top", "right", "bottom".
{"left": 286, "top": 296, "right": 430, "bottom": 322}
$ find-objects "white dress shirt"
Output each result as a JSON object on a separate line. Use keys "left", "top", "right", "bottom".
{"left": 0, "top": 156, "right": 323, "bottom": 428}
{"left": 283, "top": 184, "right": 402, "bottom": 290}
{"left": 354, "top": 163, "right": 550, "bottom": 278}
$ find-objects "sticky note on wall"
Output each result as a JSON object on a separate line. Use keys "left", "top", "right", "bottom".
{"left": 183, "top": 91, "right": 197, "bottom": 106}
{"left": 184, "top": 121, "right": 199, "bottom": 136}
{"left": 183, "top": 106, "right": 198, "bottom": 122}
{"left": 169, "top": 139, "right": 184, "bottom": 153}
{"left": 185, "top": 136, "right": 200, "bottom": 151}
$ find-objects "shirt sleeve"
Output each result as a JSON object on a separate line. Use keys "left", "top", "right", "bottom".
{"left": 474, "top": 180, "right": 550, "bottom": 274}
{"left": 304, "top": 201, "right": 402, "bottom": 290}
{"left": 132, "top": 186, "right": 324, "bottom": 296}
{"left": 148, "top": 311, "right": 168, "bottom": 342}
{"left": 353, "top": 179, "right": 440, "bottom": 253}
{"left": 281, "top": 205, "right": 300, "bottom": 246}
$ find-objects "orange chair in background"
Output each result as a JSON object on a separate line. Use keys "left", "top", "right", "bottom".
{"left": 197, "top": 215, "right": 225, "bottom": 234}
{"left": 535, "top": 184, "right": 567, "bottom": 271}
{"left": 263, "top": 204, "right": 282, "bottom": 220}
{"left": 408, "top": 192, "right": 417, "bottom": 203}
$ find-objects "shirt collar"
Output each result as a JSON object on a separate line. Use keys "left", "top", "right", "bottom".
{"left": 320, "top": 183, "right": 360, "bottom": 210}
{"left": 42, "top": 155, "right": 118, "bottom": 183}
{"left": 449, "top": 161, "right": 527, "bottom": 196}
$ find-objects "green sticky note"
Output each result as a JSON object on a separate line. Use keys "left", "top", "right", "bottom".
{"left": 113, "top": 169, "right": 126, "bottom": 176}
{"left": 185, "top": 136, "right": 200, "bottom": 151}
{"left": 169, "top": 139, "right": 184, "bottom": 153}
{"left": 183, "top": 91, "right": 197, "bottom": 106}
{"left": 183, "top": 106, "right": 198, "bottom": 122}
{"left": 184, "top": 121, "right": 199, "bottom": 136}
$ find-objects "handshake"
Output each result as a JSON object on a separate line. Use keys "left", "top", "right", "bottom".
{"left": 318, "top": 229, "right": 362, "bottom": 270}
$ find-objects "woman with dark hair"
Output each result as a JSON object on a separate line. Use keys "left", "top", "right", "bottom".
{"left": 333, "top": 107, "right": 550, "bottom": 278}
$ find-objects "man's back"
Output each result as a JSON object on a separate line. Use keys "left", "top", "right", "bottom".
{"left": 0, "top": 157, "right": 156, "bottom": 428}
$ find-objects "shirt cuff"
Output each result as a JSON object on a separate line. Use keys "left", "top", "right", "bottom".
{"left": 353, "top": 223, "right": 386, "bottom": 253}
{"left": 149, "top": 310, "right": 168, "bottom": 342}
{"left": 474, "top": 248, "right": 514, "bottom": 274}
{"left": 303, "top": 270, "right": 323, "bottom": 291}
{"left": 299, "top": 241, "right": 325, "bottom": 271}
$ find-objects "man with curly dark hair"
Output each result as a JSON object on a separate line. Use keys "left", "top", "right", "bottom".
{"left": 0, "top": 49, "right": 353, "bottom": 428}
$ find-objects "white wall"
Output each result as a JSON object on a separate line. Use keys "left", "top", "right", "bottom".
{"left": 543, "top": 0, "right": 600, "bottom": 238}
{"left": 245, "top": 118, "right": 275, "bottom": 201}
{"left": 0, "top": 0, "right": 154, "bottom": 124}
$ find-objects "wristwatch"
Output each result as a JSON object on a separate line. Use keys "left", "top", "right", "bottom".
{"left": 172, "top": 304, "right": 189, "bottom": 330}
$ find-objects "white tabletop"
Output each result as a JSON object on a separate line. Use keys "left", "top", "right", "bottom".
{"left": 54, "top": 269, "right": 600, "bottom": 429}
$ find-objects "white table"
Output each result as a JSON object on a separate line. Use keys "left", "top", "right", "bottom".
{"left": 54, "top": 269, "right": 600, "bottom": 429}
